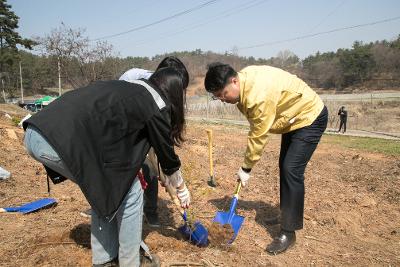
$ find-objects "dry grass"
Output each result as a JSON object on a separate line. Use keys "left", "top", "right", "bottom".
{"left": 187, "top": 98, "right": 400, "bottom": 134}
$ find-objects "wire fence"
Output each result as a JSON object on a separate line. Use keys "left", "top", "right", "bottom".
{"left": 186, "top": 92, "right": 400, "bottom": 134}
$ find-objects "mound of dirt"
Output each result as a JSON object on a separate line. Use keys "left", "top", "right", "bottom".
{"left": 0, "top": 103, "right": 30, "bottom": 119}
{"left": 208, "top": 222, "right": 235, "bottom": 246}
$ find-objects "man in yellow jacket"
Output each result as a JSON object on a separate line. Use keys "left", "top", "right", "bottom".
{"left": 205, "top": 63, "right": 328, "bottom": 255}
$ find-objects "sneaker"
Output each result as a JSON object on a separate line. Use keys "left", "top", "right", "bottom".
{"left": 80, "top": 208, "right": 92, "bottom": 218}
{"left": 144, "top": 212, "right": 161, "bottom": 228}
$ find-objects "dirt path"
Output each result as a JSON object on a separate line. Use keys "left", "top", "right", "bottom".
{"left": 0, "top": 116, "right": 399, "bottom": 266}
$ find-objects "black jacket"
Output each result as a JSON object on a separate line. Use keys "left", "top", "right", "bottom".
{"left": 338, "top": 109, "right": 348, "bottom": 120}
{"left": 23, "top": 79, "right": 181, "bottom": 217}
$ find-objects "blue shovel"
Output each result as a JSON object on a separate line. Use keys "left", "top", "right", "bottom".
{"left": 158, "top": 173, "right": 208, "bottom": 247}
{"left": 213, "top": 181, "right": 244, "bottom": 243}
{"left": 178, "top": 210, "right": 209, "bottom": 247}
{"left": 0, "top": 198, "right": 57, "bottom": 214}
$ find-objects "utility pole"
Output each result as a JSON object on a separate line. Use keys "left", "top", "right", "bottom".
{"left": 1, "top": 78, "right": 5, "bottom": 102}
{"left": 19, "top": 61, "right": 24, "bottom": 103}
{"left": 58, "top": 57, "right": 62, "bottom": 96}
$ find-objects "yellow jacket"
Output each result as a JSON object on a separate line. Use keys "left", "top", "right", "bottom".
{"left": 237, "top": 65, "right": 324, "bottom": 169}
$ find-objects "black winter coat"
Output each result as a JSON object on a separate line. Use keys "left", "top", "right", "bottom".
{"left": 23, "top": 79, "right": 181, "bottom": 217}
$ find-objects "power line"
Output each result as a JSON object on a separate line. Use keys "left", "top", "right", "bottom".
{"left": 306, "top": 0, "right": 347, "bottom": 34}
{"left": 122, "top": 0, "right": 269, "bottom": 48}
{"left": 238, "top": 15, "right": 400, "bottom": 51}
{"left": 90, "top": 0, "right": 221, "bottom": 41}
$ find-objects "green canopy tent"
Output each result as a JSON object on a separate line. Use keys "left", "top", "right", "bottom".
{"left": 34, "top": 96, "right": 56, "bottom": 106}
{"left": 33, "top": 96, "right": 57, "bottom": 111}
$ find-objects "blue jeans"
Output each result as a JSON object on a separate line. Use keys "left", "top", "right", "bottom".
{"left": 91, "top": 178, "right": 143, "bottom": 267}
{"left": 24, "top": 125, "right": 75, "bottom": 181}
{"left": 24, "top": 125, "right": 144, "bottom": 266}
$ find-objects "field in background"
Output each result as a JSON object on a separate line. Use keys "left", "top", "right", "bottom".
{"left": 322, "top": 135, "right": 400, "bottom": 156}
{"left": 187, "top": 92, "right": 400, "bottom": 134}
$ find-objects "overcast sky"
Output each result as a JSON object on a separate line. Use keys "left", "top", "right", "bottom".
{"left": 9, "top": 0, "right": 400, "bottom": 59}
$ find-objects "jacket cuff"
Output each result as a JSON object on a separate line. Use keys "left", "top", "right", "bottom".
{"left": 241, "top": 167, "right": 252, "bottom": 173}
{"left": 242, "top": 158, "right": 255, "bottom": 170}
{"left": 162, "top": 165, "right": 180, "bottom": 176}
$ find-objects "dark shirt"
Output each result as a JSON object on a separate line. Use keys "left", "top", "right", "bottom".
{"left": 338, "top": 109, "right": 347, "bottom": 120}
{"left": 23, "top": 80, "right": 180, "bottom": 216}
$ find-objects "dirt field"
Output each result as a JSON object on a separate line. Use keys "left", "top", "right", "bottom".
{"left": 0, "top": 107, "right": 399, "bottom": 266}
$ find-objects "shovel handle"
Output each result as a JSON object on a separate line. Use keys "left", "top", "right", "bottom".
{"left": 234, "top": 180, "right": 242, "bottom": 198}
{"left": 162, "top": 174, "right": 185, "bottom": 216}
{"left": 226, "top": 181, "right": 243, "bottom": 221}
{"left": 147, "top": 149, "right": 185, "bottom": 216}
{"left": 0, "top": 208, "right": 5, "bottom": 213}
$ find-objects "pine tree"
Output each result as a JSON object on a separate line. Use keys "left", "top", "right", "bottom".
{"left": 0, "top": 0, "right": 35, "bottom": 100}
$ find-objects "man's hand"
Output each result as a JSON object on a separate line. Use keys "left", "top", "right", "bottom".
{"left": 237, "top": 167, "right": 251, "bottom": 186}
{"left": 176, "top": 183, "right": 190, "bottom": 208}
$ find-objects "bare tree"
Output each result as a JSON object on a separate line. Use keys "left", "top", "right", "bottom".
{"left": 35, "top": 23, "right": 115, "bottom": 89}
{"left": 276, "top": 50, "right": 299, "bottom": 68}
{"left": 371, "top": 44, "right": 400, "bottom": 74}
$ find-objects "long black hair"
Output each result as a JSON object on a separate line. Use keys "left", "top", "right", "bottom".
{"left": 149, "top": 67, "right": 186, "bottom": 146}
{"left": 156, "top": 56, "right": 189, "bottom": 89}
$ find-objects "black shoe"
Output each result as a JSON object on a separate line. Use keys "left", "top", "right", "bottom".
{"left": 93, "top": 258, "right": 118, "bottom": 267}
{"left": 265, "top": 215, "right": 281, "bottom": 225}
{"left": 144, "top": 212, "right": 161, "bottom": 228}
{"left": 140, "top": 252, "right": 160, "bottom": 267}
{"left": 266, "top": 230, "right": 296, "bottom": 255}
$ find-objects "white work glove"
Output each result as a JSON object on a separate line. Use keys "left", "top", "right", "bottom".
{"left": 176, "top": 183, "right": 191, "bottom": 208}
{"left": 165, "top": 169, "right": 184, "bottom": 188}
{"left": 237, "top": 167, "right": 251, "bottom": 186}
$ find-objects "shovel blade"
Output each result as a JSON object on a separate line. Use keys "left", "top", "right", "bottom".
{"left": 213, "top": 211, "right": 244, "bottom": 242}
{"left": 178, "top": 221, "right": 208, "bottom": 247}
{"left": 207, "top": 176, "right": 216, "bottom": 187}
{"left": 3, "top": 198, "right": 57, "bottom": 214}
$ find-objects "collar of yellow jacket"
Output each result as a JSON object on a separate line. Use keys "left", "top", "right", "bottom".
{"left": 238, "top": 71, "right": 246, "bottom": 105}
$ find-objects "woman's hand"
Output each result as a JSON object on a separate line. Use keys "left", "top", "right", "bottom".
{"left": 165, "top": 169, "right": 184, "bottom": 188}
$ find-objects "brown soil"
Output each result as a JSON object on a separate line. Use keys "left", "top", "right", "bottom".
{"left": 0, "top": 106, "right": 399, "bottom": 266}
{"left": 208, "top": 222, "right": 235, "bottom": 246}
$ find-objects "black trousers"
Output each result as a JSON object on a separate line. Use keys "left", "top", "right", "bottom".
{"left": 141, "top": 163, "right": 159, "bottom": 215}
{"left": 279, "top": 106, "right": 328, "bottom": 231}
{"left": 338, "top": 118, "right": 347, "bottom": 133}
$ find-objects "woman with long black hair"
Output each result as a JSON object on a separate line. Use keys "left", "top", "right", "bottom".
{"left": 119, "top": 57, "right": 189, "bottom": 228}
{"left": 23, "top": 67, "right": 190, "bottom": 266}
